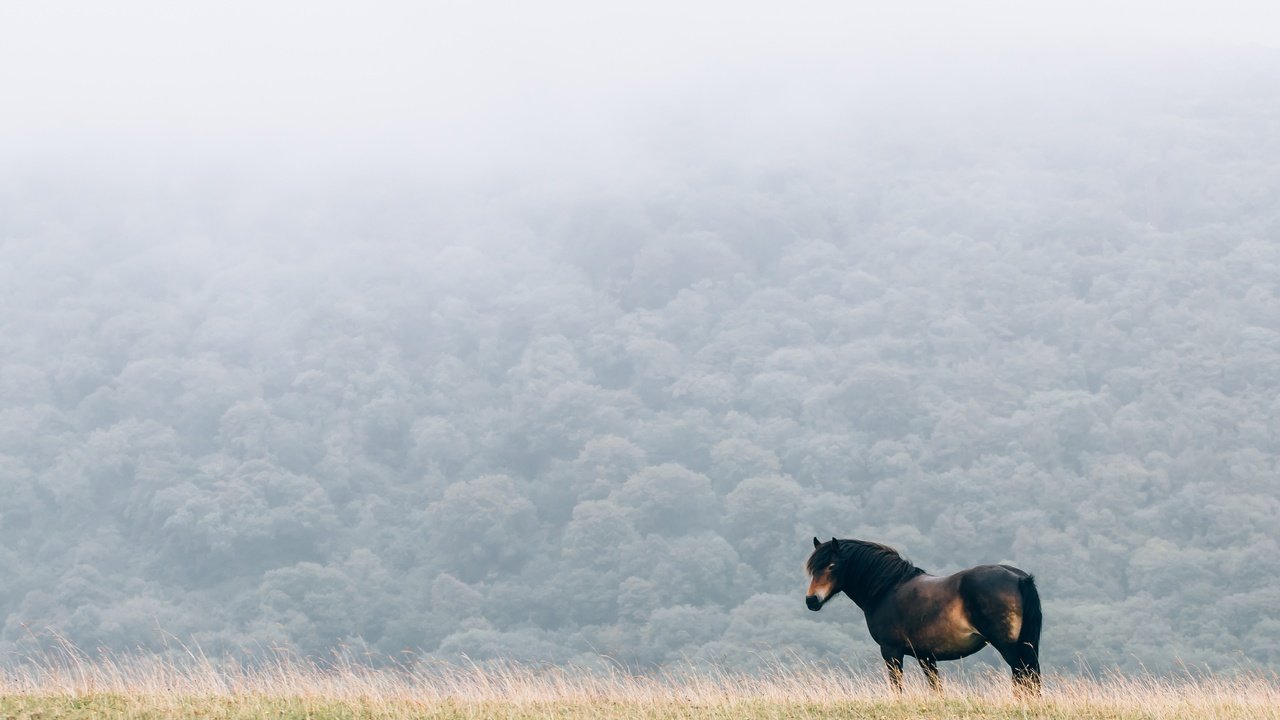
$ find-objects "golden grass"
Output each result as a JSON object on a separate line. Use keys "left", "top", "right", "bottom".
{"left": 0, "top": 647, "right": 1275, "bottom": 719}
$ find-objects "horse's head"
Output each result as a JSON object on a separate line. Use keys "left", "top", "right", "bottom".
{"left": 805, "top": 536, "right": 842, "bottom": 611}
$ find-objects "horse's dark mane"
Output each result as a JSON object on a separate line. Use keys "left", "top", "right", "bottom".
{"left": 807, "top": 538, "right": 926, "bottom": 610}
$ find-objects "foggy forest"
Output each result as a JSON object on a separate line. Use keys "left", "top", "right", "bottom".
{"left": 1, "top": 4, "right": 1279, "bottom": 679}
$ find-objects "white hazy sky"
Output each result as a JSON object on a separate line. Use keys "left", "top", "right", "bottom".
{"left": 2, "top": 1, "right": 1277, "bottom": 175}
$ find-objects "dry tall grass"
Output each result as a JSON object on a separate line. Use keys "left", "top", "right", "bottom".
{"left": 0, "top": 644, "right": 1275, "bottom": 719}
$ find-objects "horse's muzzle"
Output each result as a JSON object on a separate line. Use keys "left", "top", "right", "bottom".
{"left": 805, "top": 595, "right": 823, "bottom": 611}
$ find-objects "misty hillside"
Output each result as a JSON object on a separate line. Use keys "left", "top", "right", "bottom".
{"left": 2, "top": 36, "right": 1280, "bottom": 674}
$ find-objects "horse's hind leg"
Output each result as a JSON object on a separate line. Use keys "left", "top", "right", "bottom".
{"left": 1013, "top": 643, "right": 1041, "bottom": 696}
{"left": 993, "top": 642, "right": 1040, "bottom": 697}
{"left": 917, "top": 656, "right": 942, "bottom": 693}
{"left": 964, "top": 574, "right": 1040, "bottom": 697}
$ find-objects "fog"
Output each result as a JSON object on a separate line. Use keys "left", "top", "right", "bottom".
{"left": 1, "top": 2, "right": 1278, "bottom": 673}
{"left": 7, "top": 2, "right": 1279, "bottom": 169}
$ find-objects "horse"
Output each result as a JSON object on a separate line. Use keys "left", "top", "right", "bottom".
{"left": 804, "top": 537, "right": 1041, "bottom": 695}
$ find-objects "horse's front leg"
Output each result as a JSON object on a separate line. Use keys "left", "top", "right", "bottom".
{"left": 917, "top": 656, "right": 941, "bottom": 693}
{"left": 880, "top": 647, "right": 904, "bottom": 693}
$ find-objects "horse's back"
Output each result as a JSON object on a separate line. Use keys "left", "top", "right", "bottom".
{"left": 959, "top": 564, "right": 1032, "bottom": 589}
{"left": 997, "top": 563, "right": 1032, "bottom": 579}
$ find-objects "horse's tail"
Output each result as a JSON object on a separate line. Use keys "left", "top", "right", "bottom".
{"left": 1016, "top": 575, "right": 1042, "bottom": 694}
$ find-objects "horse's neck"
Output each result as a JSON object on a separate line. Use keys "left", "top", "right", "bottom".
{"left": 844, "top": 564, "right": 922, "bottom": 611}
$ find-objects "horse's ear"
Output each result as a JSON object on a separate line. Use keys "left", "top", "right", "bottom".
{"left": 831, "top": 537, "right": 838, "bottom": 548}
{"left": 813, "top": 537, "right": 821, "bottom": 549}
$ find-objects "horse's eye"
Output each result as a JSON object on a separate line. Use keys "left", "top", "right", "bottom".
{"left": 828, "top": 563, "right": 836, "bottom": 570}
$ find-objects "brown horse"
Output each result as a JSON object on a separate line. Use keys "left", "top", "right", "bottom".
{"left": 805, "top": 537, "right": 1041, "bottom": 695}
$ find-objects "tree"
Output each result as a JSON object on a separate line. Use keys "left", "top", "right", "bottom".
{"left": 423, "top": 475, "right": 540, "bottom": 582}
{"left": 567, "top": 436, "right": 647, "bottom": 502}
{"left": 723, "top": 475, "right": 803, "bottom": 586}
{"left": 611, "top": 464, "right": 717, "bottom": 536}
{"left": 562, "top": 500, "right": 639, "bottom": 570}
{"left": 709, "top": 438, "right": 781, "bottom": 494}
{"left": 154, "top": 459, "right": 339, "bottom": 582}
{"left": 257, "top": 562, "right": 359, "bottom": 655}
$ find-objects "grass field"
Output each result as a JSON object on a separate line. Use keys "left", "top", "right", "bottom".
{"left": 0, "top": 649, "right": 1275, "bottom": 719}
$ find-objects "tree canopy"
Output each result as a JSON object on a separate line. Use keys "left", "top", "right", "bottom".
{"left": 1, "top": 48, "right": 1279, "bottom": 674}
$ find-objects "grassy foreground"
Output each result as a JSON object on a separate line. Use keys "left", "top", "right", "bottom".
{"left": 0, "top": 653, "right": 1275, "bottom": 719}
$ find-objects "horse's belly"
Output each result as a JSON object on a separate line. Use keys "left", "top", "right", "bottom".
{"left": 911, "top": 601, "right": 988, "bottom": 659}
{"left": 927, "top": 633, "right": 988, "bottom": 661}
